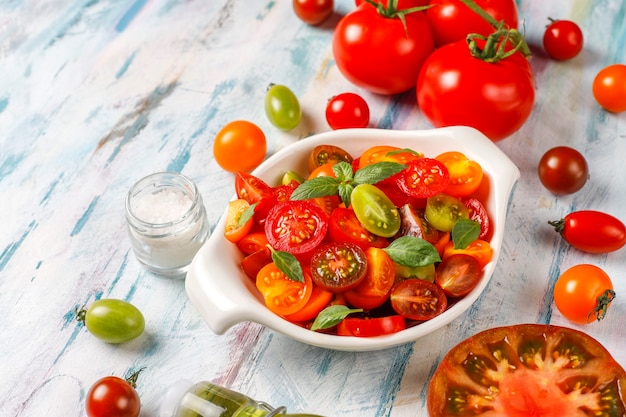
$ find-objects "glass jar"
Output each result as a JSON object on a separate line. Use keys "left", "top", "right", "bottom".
{"left": 125, "top": 172, "right": 210, "bottom": 277}
{"left": 160, "top": 380, "right": 325, "bottom": 417}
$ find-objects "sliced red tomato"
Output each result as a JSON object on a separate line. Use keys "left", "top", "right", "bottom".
{"left": 283, "top": 285, "right": 333, "bottom": 323}
{"left": 241, "top": 248, "right": 272, "bottom": 281}
{"left": 337, "top": 315, "right": 406, "bottom": 337}
{"left": 396, "top": 158, "right": 450, "bottom": 199}
{"left": 264, "top": 200, "right": 329, "bottom": 255}
{"left": 328, "top": 207, "right": 388, "bottom": 249}
{"left": 224, "top": 199, "right": 254, "bottom": 243}
{"left": 462, "top": 197, "right": 491, "bottom": 241}
{"left": 311, "top": 195, "right": 342, "bottom": 218}
{"left": 435, "top": 253, "right": 482, "bottom": 298}
{"left": 390, "top": 279, "right": 447, "bottom": 321}
{"left": 436, "top": 151, "right": 484, "bottom": 197}
{"left": 236, "top": 231, "right": 269, "bottom": 255}
{"left": 235, "top": 172, "right": 272, "bottom": 204}
{"left": 310, "top": 242, "right": 367, "bottom": 292}
{"left": 254, "top": 184, "right": 295, "bottom": 224}
{"left": 358, "top": 145, "right": 422, "bottom": 169}
{"left": 442, "top": 239, "right": 493, "bottom": 269}
{"left": 428, "top": 324, "right": 626, "bottom": 417}
{"left": 343, "top": 247, "right": 395, "bottom": 310}
{"left": 255, "top": 262, "right": 313, "bottom": 316}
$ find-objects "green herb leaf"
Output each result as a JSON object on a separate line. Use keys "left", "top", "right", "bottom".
{"left": 452, "top": 219, "right": 480, "bottom": 249}
{"left": 310, "top": 305, "right": 363, "bottom": 331}
{"left": 353, "top": 161, "right": 407, "bottom": 184}
{"left": 383, "top": 235, "right": 441, "bottom": 267}
{"left": 338, "top": 183, "right": 355, "bottom": 207}
{"left": 237, "top": 203, "right": 257, "bottom": 227}
{"left": 332, "top": 161, "right": 354, "bottom": 182}
{"left": 290, "top": 176, "right": 339, "bottom": 200}
{"left": 271, "top": 250, "right": 304, "bottom": 283}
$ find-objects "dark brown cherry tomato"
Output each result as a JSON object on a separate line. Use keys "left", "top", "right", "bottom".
{"left": 390, "top": 279, "right": 447, "bottom": 321}
{"left": 310, "top": 242, "right": 367, "bottom": 292}
{"left": 543, "top": 18, "right": 584, "bottom": 61}
{"left": 428, "top": 324, "right": 626, "bottom": 417}
{"left": 537, "top": 146, "right": 588, "bottom": 194}
{"left": 307, "top": 144, "right": 353, "bottom": 173}
{"left": 549, "top": 210, "right": 626, "bottom": 253}
{"left": 435, "top": 253, "right": 482, "bottom": 298}
{"left": 293, "top": 0, "right": 334, "bottom": 26}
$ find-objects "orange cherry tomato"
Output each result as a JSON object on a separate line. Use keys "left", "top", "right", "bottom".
{"left": 308, "top": 162, "right": 337, "bottom": 179}
{"left": 236, "top": 231, "right": 270, "bottom": 255}
{"left": 284, "top": 285, "right": 333, "bottom": 322}
{"left": 343, "top": 247, "right": 395, "bottom": 310}
{"left": 213, "top": 120, "right": 266, "bottom": 172}
{"left": 592, "top": 64, "right": 626, "bottom": 113}
{"left": 358, "top": 145, "right": 422, "bottom": 169}
{"left": 436, "top": 151, "right": 484, "bottom": 197}
{"left": 224, "top": 199, "right": 254, "bottom": 243}
{"left": 442, "top": 239, "right": 493, "bottom": 269}
{"left": 256, "top": 263, "right": 313, "bottom": 316}
{"left": 241, "top": 249, "right": 272, "bottom": 281}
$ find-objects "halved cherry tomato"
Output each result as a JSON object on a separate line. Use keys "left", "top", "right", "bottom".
{"left": 396, "top": 158, "right": 450, "bottom": 199}
{"left": 435, "top": 253, "right": 482, "bottom": 298}
{"left": 312, "top": 195, "right": 342, "bottom": 218}
{"left": 442, "top": 239, "right": 493, "bottom": 269}
{"left": 224, "top": 199, "right": 254, "bottom": 243}
{"left": 241, "top": 249, "right": 272, "bottom": 281}
{"left": 398, "top": 204, "right": 440, "bottom": 244}
{"left": 390, "top": 279, "right": 447, "bottom": 321}
{"left": 337, "top": 315, "right": 406, "bottom": 337}
{"left": 425, "top": 193, "right": 470, "bottom": 232}
{"left": 308, "top": 162, "right": 337, "bottom": 179}
{"left": 310, "top": 242, "right": 367, "bottom": 292}
{"left": 328, "top": 207, "right": 388, "bottom": 248}
{"left": 462, "top": 197, "right": 491, "bottom": 241}
{"left": 235, "top": 172, "right": 272, "bottom": 204}
{"left": 428, "top": 324, "right": 626, "bottom": 417}
{"left": 264, "top": 200, "right": 329, "bottom": 254}
{"left": 256, "top": 262, "right": 313, "bottom": 316}
{"left": 307, "top": 145, "right": 354, "bottom": 173}
{"left": 436, "top": 151, "right": 484, "bottom": 197}
{"left": 284, "top": 285, "right": 334, "bottom": 322}
{"left": 549, "top": 210, "right": 626, "bottom": 254}
{"left": 434, "top": 232, "right": 451, "bottom": 258}
{"left": 254, "top": 184, "right": 295, "bottom": 224}
{"left": 236, "top": 231, "right": 270, "bottom": 255}
{"left": 350, "top": 184, "right": 401, "bottom": 238}
{"left": 358, "top": 145, "right": 422, "bottom": 169}
{"left": 343, "top": 247, "right": 395, "bottom": 310}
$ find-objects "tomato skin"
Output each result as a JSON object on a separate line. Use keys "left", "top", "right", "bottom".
{"left": 328, "top": 207, "right": 389, "bottom": 249}
{"left": 442, "top": 239, "right": 493, "bottom": 269}
{"left": 293, "top": 0, "right": 333, "bottom": 25}
{"left": 592, "top": 64, "right": 626, "bottom": 113}
{"left": 332, "top": 3, "right": 434, "bottom": 94}
{"left": 234, "top": 172, "right": 272, "bottom": 205}
{"left": 435, "top": 253, "right": 482, "bottom": 298}
{"left": 435, "top": 151, "right": 483, "bottom": 197}
{"left": 550, "top": 210, "right": 626, "bottom": 253}
{"left": 428, "top": 324, "right": 626, "bottom": 417}
{"left": 543, "top": 19, "right": 584, "bottom": 60}
{"left": 343, "top": 247, "right": 395, "bottom": 309}
{"left": 554, "top": 264, "right": 615, "bottom": 324}
{"left": 325, "top": 92, "right": 370, "bottom": 130}
{"left": 224, "top": 199, "right": 254, "bottom": 243}
{"left": 86, "top": 376, "right": 140, "bottom": 417}
{"left": 417, "top": 40, "right": 535, "bottom": 141}
{"left": 284, "top": 285, "right": 333, "bottom": 322}
{"left": 213, "top": 120, "right": 266, "bottom": 172}
{"left": 426, "top": 0, "right": 519, "bottom": 47}
{"left": 307, "top": 144, "right": 353, "bottom": 173}
{"left": 264, "top": 84, "right": 302, "bottom": 131}
{"left": 537, "top": 146, "right": 588, "bottom": 195}
{"left": 80, "top": 299, "right": 145, "bottom": 344}
{"left": 264, "top": 200, "right": 329, "bottom": 254}
{"left": 390, "top": 279, "right": 447, "bottom": 321}
{"left": 337, "top": 315, "right": 406, "bottom": 337}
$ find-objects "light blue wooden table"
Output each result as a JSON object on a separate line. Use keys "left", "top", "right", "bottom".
{"left": 1, "top": 1, "right": 625, "bottom": 416}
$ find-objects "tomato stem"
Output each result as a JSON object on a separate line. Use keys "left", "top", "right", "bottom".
{"left": 125, "top": 367, "right": 145, "bottom": 389}
{"left": 75, "top": 305, "right": 87, "bottom": 323}
{"left": 588, "top": 289, "right": 616, "bottom": 322}
{"left": 361, "top": 0, "right": 432, "bottom": 37}
{"left": 548, "top": 219, "right": 565, "bottom": 235}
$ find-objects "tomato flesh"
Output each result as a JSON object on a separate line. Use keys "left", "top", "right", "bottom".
{"left": 310, "top": 242, "right": 367, "bottom": 292}
{"left": 264, "top": 200, "right": 328, "bottom": 254}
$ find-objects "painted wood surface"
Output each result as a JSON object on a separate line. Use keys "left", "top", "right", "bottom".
{"left": 1, "top": 1, "right": 625, "bottom": 416}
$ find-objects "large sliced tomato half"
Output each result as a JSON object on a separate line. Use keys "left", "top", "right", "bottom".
{"left": 428, "top": 324, "right": 626, "bottom": 417}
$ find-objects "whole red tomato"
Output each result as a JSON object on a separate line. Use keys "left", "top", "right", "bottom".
{"left": 86, "top": 376, "right": 141, "bottom": 417}
{"left": 416, "top": 40, "right": 535, "bottom": 141}
{"left": 542, "top": 18, "right": 584, "bottom": 60}
{"left": 293, "top": 0, "right": 334, "bottom": 26}
{"left": 426, "top": 0, "right": 518, "bottom": 47}
{"left": 354, "top": 0, "right": 429, "bottom": 7}
{"left": 549, "top": 210, "right": 626, "bottom": 253}
{"left": 333, "top": 1, "right": 434, "bottom": 95}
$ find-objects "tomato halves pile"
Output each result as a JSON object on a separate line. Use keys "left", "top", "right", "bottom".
{"left": 225, "top": 144, "right": 495, "bottom": 337}
{"left": 428, "top": 324, "right": 626, "bottom": 417}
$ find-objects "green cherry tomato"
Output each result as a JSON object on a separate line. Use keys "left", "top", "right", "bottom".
{"left": 264, "top": 83, "right": 302, "bottom": 131}
{"left": 77, "top": 299, "right": 145, "bottom": 344}
{"left": 350, "top": 183, "right": 401, "bottom": 237}
{"left": 425, "top": 193, "right": 469, "bottom": 232}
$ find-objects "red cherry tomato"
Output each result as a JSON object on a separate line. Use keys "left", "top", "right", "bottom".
{"left": 542, "top": 18, "right": 584, "bottom": 60}
{"left": 537, "top": 146, "right": 588, "bottom": 195}
{"left": 310, "top": 242, "right": 368, "bottom": 292}
{"left": 462, "top": 197, "right": 491, "bottom": 241}
{"left": 426, "top": 0, "right": 519, "bottom": 47}
{"left": 264, "top": 200, "right": 329, "bottom": 254}
{"left": 592, "top": 64, "right": 626, "bottom": 113}
{"left": 435, "top": 253, "right": 482, "bottom": 298}
{"left": 395, "top": 158, "right": 450, "bottom": 199}
{"left": 325, "top": 92, "right": 370, "bottom": 130}
{"left": 332, "top": 1, "right": 434, "bottom": 94}
{"left": 328, "top": 207, "right": 389, "bottom": 249}
{"left": 213, "top": 120, "right": 266, "bottom": 173}
{"left": 293, "top": 0, "right": 334, "bottom": 25}
{"left": 390, "top": 279, "right": 448, "bottom": 321}
{"left": 337, "top": 315, "right": 406, "bottom": 337}
{"left": 86, "top": 375, "right": 141, "bottom": 417}
{"left": 549, "top": 210, "right": 626, "bottom": 254}
{"left": 234, "top": 172, "right": 272, "bottom": 205}
{"left": 417, "top": 40, "right": 535, "bottom": 141}
{"left": 442, "top": 239, "right": 493, "bottom": 269}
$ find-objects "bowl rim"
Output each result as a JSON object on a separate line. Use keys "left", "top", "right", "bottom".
{"left": 186, "top": 126, "right": 520, "bottom": 351}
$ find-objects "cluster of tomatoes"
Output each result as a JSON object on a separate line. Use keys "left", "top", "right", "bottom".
{"left": 224, "top": 143, "right": 494, "bottom": 337}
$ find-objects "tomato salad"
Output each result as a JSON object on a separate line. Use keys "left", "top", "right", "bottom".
{"left": 224, "top": 144, "right": 494, "bottom": 337}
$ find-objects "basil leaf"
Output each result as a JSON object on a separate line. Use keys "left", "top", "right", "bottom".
{"left": 237, "top": 203, "right": 257, "bottom": 227}
{"left": 338, "top": 183, "right": 354, "bottom": 207}
{"left": 353, "top": 161, "right": 407, "bottom": 184}
{"left": 290, "top": 176, "right": 339, "bottom": 200}
{"left": 271, "top": 250, "right": 304, "bottom": 283}
{"left": 310, "top": 305, "right": 363, "bottom": 331}
{"left": 332, "top": 161, "right": 354, "bottom": 182}
{"left": 383, "top": 235, "right": 441, "bottom": 267}
{"left": 452, "top": 219, "right": 480, "bottom": 249}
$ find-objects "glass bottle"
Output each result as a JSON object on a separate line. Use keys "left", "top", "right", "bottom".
{"left": 125, "top": 172, "right": 210, "bottom": 277}
{"left": 160, "top": 380, "right": 326, "bottom": 417}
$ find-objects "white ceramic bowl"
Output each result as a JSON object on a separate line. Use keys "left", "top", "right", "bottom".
{"left": 186, "top": 126, "right": 519, "bottom": 351}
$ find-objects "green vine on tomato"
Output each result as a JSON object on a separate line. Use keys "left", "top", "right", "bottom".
{"left": 360, "top": 0, "right": 432, "bottom": 36}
